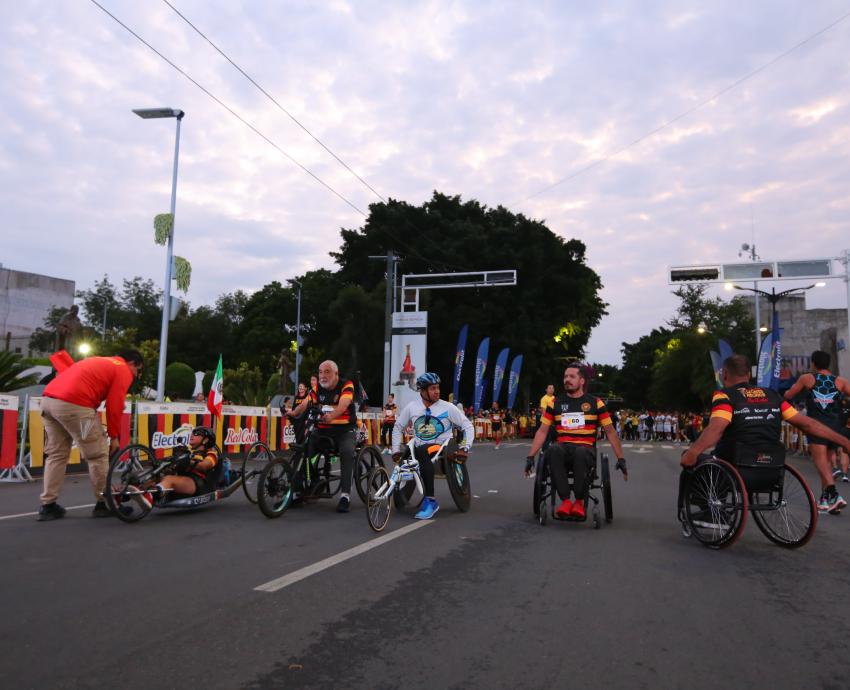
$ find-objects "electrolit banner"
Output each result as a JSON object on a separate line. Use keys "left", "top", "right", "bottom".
{"left": 506, "top": 355, "right": 523, "bottom": 410}
{"left": 390, "top": 311, "right": 428, "bottom": 412}
{"left": 757, "top": 311, "right": 782, "bottom": 390}
{"left": 473, "top": 337, "right": 489, "bottom": 414}
{"left": 452, "top": 324, "right": 468, "bottom": 404}
{"left": 491, "top": 347, "right": 510, "bottom": 405}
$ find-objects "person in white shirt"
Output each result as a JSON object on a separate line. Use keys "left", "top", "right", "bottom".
{"left": 391, "top": 372, "right": 474, "bottom": 519}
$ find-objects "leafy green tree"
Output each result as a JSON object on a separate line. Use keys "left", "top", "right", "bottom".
{"left": 28, "top": 306, "right": 68, "bottom": 353}
{"left": 0, "top": 351, "right": 39, "bottom": 392}
{"left": 77, "top": 275, "right": 124, "bottom": 333}
{"left": 164, "top": 362, "right": 196, "bottom": 400}
{"left": 223, "top": 362, "right": 266, "bottom": 406}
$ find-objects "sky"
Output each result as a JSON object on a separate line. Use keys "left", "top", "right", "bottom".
{"left": 2, "top": 0, "right": 849, "bottom": 365}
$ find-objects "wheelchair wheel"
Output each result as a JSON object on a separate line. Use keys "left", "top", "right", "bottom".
{"left": 681, "top": 458, "right": 748, "bottom": 549}
{"left": 257, "top": 458, "right": 294, "bottom": 518}
{"left": 366, "top": 465, "right": 392, "bottom": 532}
{"left": 393, "top": 479, "right": 420, "bottom": 510}
{"left": 750, "top": 464, "right": 818, "bottom": 548}
{"left": 600, "top": 453, "right": 613, "bottom": 523}
{"left": 241, "top": 441, "right": 274, "bottom": 504}
{"left": 354, "top": 445, "right": 386, "bottom": 504}
{"left": 445, "top": 457, "right": 471, "bottom": 512}
{"left": 105, "top": 444, "right": 158, "bottom": 523}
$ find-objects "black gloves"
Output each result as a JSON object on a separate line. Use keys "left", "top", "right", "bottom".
{"left": 616, "top": 457, "right": 628, "bottom": 478}
{"left": 525, "top": 455, "right": 535, "bottom": 474}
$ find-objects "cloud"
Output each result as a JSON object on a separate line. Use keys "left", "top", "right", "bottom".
{"left": 2, "top": 0, "right": 849, "bottom": 366}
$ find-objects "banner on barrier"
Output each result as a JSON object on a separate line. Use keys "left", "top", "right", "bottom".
{"left": 0, "top": 395, "right": 19, "bottom": 470}
{"left": 268, "top": 408, "right": 296, "bottom": 451}
{"left": 220, "top": 405, "right": 266, "bottom": 456}
{"left": 136, "top": 402, "right": 212, "bottom": 458}
{"left": 27, "top": 397, "right": 133, "bottom": 468}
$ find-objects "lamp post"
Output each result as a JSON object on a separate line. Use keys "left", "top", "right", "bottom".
{"left": 133, "top": 107, "right": 184, "bottom": 402}
{"left": 293, "top": 280, "right": 302, "bottom": 395}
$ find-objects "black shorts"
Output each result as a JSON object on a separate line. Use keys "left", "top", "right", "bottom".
{"left": 191, "top": 475, "right": 214, "bottom": 495}
{"left": 807, "top": 422, "right": 843, "bottom": 450}
{"left": 491, "top": 422, "right": 502, "bottom": 432}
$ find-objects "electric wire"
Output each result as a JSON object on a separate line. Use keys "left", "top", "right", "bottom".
{"left": 518, "top": 8, "right": 850, "bottom": 204}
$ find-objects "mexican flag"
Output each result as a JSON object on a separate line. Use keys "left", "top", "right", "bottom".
{"left": 207, "top": 355, "right": 224, "bottom": 418}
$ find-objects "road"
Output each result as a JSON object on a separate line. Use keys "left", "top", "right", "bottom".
{"left": 1, "top": 441, "right": 848, "bottom": 690}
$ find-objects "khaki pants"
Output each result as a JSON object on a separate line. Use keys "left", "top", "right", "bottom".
{"left": 40, "top": 397, "right": 109, "bottom": 505}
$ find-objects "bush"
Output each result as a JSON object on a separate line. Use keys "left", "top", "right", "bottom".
{"left": 164, "top": 361, "right": 195, "bottom": 400}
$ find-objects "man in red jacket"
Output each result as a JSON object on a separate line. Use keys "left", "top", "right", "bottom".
{"left": 37, "top": 349, "right": 144, "bottom": 521}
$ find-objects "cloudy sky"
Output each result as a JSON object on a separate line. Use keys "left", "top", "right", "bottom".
{"left": 2, "top": 0, "right": 849, "bottom": 365}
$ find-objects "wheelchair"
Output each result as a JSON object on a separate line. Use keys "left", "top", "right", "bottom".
{"left": 532, "top": 447, "right": 613, "bottom": 529}
{"left": 678, "top": 446, "right": 818, "bottom": 549}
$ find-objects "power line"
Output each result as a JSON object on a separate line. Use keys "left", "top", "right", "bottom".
{"left": 518, "top": 8, "right": 850, "bottom": 204}
{"left": 89, "top": 0, "right": 367, "bottom": 216}
{"left": 160, "top": 0, "right": 387, "bottom": 204}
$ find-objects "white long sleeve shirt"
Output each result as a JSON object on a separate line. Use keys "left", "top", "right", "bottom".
{"left": 391, "top": 398, "right": 474, "bottom": 453}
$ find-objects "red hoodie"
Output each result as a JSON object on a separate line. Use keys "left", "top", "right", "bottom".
{"left": 43, "top": 356, "right": 134, "bottom": 438}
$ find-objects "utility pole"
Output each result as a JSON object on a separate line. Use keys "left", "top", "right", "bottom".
{"left": 369, "top": 251, "right": 398, "bottom": 403}
{"left": 293, "top": 281, "right": 302, "bottom": 396}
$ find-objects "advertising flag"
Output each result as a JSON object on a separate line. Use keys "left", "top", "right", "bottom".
{"left": 506, "top": 355, "right": 523, "bottom": 410}
{"left": 709, "top": 350, "right": 723, "bottom": 388}
{"left": 718, "top": 338, "right": 734, "bottom": 363}
{"left": 473, "top": 337, "right": 489, "bottom": 414}
{"left": 492, "top": 348, "right": 510, "bottom": 405}
{"left": 207, "top": 355, "right": 224, "bottom": 419}
{"left": 452, "top": 324, "right": 469, "bottom": 403}
{"left": 756, "top": 312, "right": 782, "bottom": 390}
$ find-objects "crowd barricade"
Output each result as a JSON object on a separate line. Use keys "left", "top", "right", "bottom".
{"left": 268, "top": 408, "right": 296, "bottom": 452}
{"left": 358, "top": 412, "right": 382, "bottom": 445}
{"left": 27, "top": 396, "right": 132, "bottom": 469}
{"left": 0, "top": 394, "right": 19, "bottom": 470}
{"left": 782, "top": 420, "right": 808, "bottom": 455}
{"left": 136, "top": 402, "right": 212, "bottom": 459}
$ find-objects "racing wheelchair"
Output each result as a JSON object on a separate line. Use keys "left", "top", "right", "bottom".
{"left": 532, "top": 447, "right": 613, "bottom": 529}
{"left": 678, "top": 446, "right": 818, "bottom": 549}
{"left": 103, "top": 440, "right": 274, "bottom": 523}
{"left": 256, "top": 407, "right": 386, "bottom": 518}
{"left": 365, "top": 436, "right": 471, "bottom": 532}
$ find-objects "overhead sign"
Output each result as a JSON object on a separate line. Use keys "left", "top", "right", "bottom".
{"left": 669, "top": 258, "right": 833, "bottom": 284}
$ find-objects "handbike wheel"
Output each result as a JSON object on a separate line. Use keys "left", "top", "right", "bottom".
{"left": 366, "top": 465, "right": 392, "bottom": 532}
{"left": 242, "top": 441, "right": 275, "bottom": 504}
{"left": 446, "top": 456, "right": 471, "bottom": 512}
{"left": 600, "top": 453, "right": 613, "bottom": 523}
{"left": 534, "top": 454, "right": 549, "bottom": 526}
{"left": 105, "top": 444, "right": 157, "bottom": 523}
{"left": 311, "top": 452, "right": 341, "bottom": 498}
{"left": 682, "top": 458, "right": 748, "bottom": 549}
{"left": 355, "top": 445, "right": 386, "bottom": 504}
{"left": 751, "top": 464, "right": 817, "bottom": 548}
{"left": 257, "top": 459, "right": 295, "bottom": 518}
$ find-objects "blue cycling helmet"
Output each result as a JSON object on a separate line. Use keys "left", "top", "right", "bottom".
{"left": 416, "top": 372, "right": 441, "bottom": 390}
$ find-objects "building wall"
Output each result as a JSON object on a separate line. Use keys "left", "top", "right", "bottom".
{"left": 0, "top": 266, "right": 75, "bottom": 355}
{"left": 747, "top": 294, "right": 849, "bottom": 376}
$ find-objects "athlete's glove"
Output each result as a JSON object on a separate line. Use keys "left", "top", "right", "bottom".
{"left": 391, "top": 452, "right": 402, "bottom": 465}
{"left": 453, "top": 448, "right": 469, "bottom": 462}
{"left": 173, "top": 449, "right": 193, "bottom": 473}
{"left": 525, "top": 455, "right": 535, "bottom": 476}
{"left": 616, "top": 457, "right": 628, "bottom": 480}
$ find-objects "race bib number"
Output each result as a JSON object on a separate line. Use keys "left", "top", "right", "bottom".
{"left": 561, "top": 413, "right": 585, "bottom": 429}
{"left": 321, "top": 405, "right": 335, "bottom": 414}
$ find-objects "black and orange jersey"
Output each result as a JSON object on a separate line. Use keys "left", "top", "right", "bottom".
{"left": 185, "top": 446, "right": 218, "bottom": 480}
{"left": 309, "top": 379, "right": 356, "bottom": 430}
{"left": 541, "top": 393, "right": 611, "bottom": 447}
{"left": 294, "top": 393, "right": 309, "bottom": 408}
{"left": 383, "top": 403, "right": 397, "bottom": 423}
{"left": 711, "top": 385, "right": 797, "bottom": 461}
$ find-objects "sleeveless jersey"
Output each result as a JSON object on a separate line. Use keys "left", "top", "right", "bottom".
{"left": 806, "top": 373, "right": 844, "bottom": 425}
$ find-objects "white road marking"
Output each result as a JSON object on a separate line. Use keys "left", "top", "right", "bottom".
{"left": 488, "top": 489, "right": 499, "bottom": 493}
{"left": 662, "top": 445, "right": 674, "bottom": 449}
{"left": 0, "top": 503, "right": 95, "bottom": 521}
{"left": 254, "top": 521, "right": 433, "bottom": 593}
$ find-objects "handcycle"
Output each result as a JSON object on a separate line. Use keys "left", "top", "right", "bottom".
{"left": 678, "top": 448, "right": 818, "bottom": 549}
{"left": 103, "top": 439, "right": 275, "bottom": 523}
{"left": 532, "top": 448, "right": 613, "bottom": 529}
{"left": 365, "top": 436, "right": 471, "bottom": 532}
{"left": 256, "top": 407, "right": 386, "bottom": 518}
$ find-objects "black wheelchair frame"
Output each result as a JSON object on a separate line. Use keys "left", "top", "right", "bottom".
{"left": 533, "top": 448, "right": 613, "bottom": 529}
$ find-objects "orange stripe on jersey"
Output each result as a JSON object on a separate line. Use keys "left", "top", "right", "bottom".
{"left": 711, "top": 408, "right": 733, "bottom": 422}
{"left": 780, "top": 401, "right": 798, "bottom": 421}
{"left": 712, "top": 392, "right": 730, "bottom": 403}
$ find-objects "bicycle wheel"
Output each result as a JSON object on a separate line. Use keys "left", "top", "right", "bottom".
{"left": 366, "top": 465, "right": 392, "bottom": 532}
{"left": 600, "top": 453, "right": 613, "bottom": 523}
{"left": 355, "top": 445, "right": 386, "bottom": 504}
{"left": 682, "top": 458, "right": 748, "bottom": 549}
{"left": 104, "top": 444, "right": 158, "bottom": 523}
{"left": 751, "top": 464, "right": 818, "bottom": 548}
{"left": 241, "top": 441, "right": 274, "bottom": 504}
{"left": 446, "top": 456, "right": 471, "bottom": 512}
{"left": 257, "top": 458, "right": 295, "bottom": 518}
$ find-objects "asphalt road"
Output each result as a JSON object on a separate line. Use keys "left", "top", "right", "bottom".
{"left": 2, "top": 441, "right": 849, "bottom": 690}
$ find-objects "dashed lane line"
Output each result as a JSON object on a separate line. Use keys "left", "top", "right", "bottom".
{"left": 0, "top": 503, "right": 95, "bottom": 521}
{"left": 254, "top": 520, "right": 433, "bottom": 593}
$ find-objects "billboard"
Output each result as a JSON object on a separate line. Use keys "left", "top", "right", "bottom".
{"left": 390, "top": 311, "right": 428, "bottom": 412}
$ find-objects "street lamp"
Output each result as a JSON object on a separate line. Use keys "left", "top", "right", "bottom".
{"left": 731, "top": 282, "right": 821, "bottom": 354}
{"left": 134, "top": 107, "right": 185, "bottom": 402}
{"left": 697, "top": 322, "right": 707, "bottom": 334}
{"left": 78, "top": 342, "right": 91, "bottom": 357}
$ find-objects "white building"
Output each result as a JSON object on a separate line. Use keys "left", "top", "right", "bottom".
{"left": 0, "top": 265, "right": 75, "bottom": 355}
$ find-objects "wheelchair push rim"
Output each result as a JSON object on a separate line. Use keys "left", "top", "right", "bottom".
{"left": 682, "top": 458, "right": 748, "bottom": 549}
{"left": 105, "top": 444, "right": 159, "bottom": 523}
{"left": 257, "top": 458, "right": 294, "bottom": 518}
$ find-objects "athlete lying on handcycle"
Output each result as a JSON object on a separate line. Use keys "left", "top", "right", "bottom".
{"left": 137, "top": 426, "right": 219, "bottom": 507}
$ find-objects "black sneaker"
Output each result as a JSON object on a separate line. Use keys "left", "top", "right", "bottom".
{"left": 336, "top": 495, "right": 350, "bottom": 513}
{"left": 37, "top": 502, "right": 66, "bottom": 522}
{"left": 92, "top": 501, "right": 112, "bottom": 518}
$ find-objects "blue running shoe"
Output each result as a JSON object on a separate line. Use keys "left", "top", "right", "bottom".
{"left": 414, "top": 497, "right": 439, "bottom": 520}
